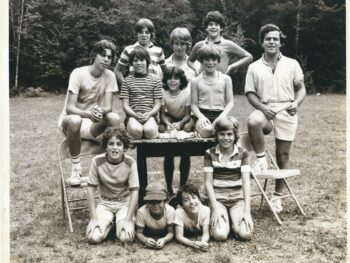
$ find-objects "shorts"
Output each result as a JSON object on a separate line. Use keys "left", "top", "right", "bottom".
{"left": 124, "top": 114, "right": 159, "bottom": 128}
{"left": 215, "top": 199, "right": 245, "bottom": 212}
{"left": 214, "top": 187, "right": 244, "bottom": 209}
{"left": 58, "top": 114, "right": 101, "bottom": 141}
{"left": 198, "top": 108, "right": 223, "bottom": 123}
{"left": 96, "top": 196, "right": 130, "bottom": 224}
{"left": 272, "top": 110, "right": 298, "bottom": 141}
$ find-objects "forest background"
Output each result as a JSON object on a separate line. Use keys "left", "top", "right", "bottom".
{"left": 9, "top": 0, "right": 346, "bottom": 96}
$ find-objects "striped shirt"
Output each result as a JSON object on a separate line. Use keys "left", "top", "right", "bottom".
{"left": 117, "top": 42, "right": 166, "bottom": 79}
{"left": 204, "top": 145, "right": 250, "bottom": 203}
{"left": 120, "top": 74, "right": 162, "bottom": 113}
{"left": 88, "top": 153, "right": 139, "bottom": 199}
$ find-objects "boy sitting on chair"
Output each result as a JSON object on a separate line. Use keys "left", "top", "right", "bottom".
{"left": 136, "top": 182, "right": 175, "bottom": 249}
{"left": 86, "top": 128, "right": 139, "bottom": 244}
{"left": 58, "top": 40, "right": 120, "bottom": 186}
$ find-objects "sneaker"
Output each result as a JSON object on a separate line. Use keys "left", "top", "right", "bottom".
{"left": 66, "top": 168, "right": 81, "bottom": 186}
{"left": 270, "top": 195, "right": 283, "bottom": 213}
{"left": 252, "top": 158, "right": 268, "bottom": 172}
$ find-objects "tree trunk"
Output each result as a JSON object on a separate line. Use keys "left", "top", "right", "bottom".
{"left": 14, "top": 0, "right": 25, "bottom": 91}
{"left": 294, "top": 0, "right": 302, "bottom": 56}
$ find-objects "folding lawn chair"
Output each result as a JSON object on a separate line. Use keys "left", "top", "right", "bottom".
{"left": 238, "top": 133, "right": 306, "bottom": 225}
{"left": 58, "top": 139, "right": 105, "bottom": 232}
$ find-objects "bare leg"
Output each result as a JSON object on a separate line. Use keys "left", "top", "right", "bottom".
{"left": 164, "top": 155, "right": 175, "bottom": 194}
{"left": 275, "top": 139, "right": 292, "bottom": 193}
{"left": 179, "top": 155, "right": 190, "bottom": 186}
{"left": 61, "top": 115, "right": 82, "bottom": 157}
{"left": 90, "top": 112, "right": 120, "bottom": 138}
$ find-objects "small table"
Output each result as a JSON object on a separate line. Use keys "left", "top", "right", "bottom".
{"left": 132, "top": 137, "right": 216, "bottom": 204}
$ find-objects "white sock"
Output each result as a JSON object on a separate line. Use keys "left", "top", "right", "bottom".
{"left": 71, "top": 155, "right": 81, "bottom": 171}
{"left": 256, "top": 152, "right": 266, "bottom": 163}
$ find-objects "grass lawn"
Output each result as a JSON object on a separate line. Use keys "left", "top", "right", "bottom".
{"left": 10, "top": 94, "right": 346, "bottom": 262}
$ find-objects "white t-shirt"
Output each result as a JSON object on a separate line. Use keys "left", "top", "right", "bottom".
{"left": 173, "top": 204, "right": 210, "bottom": 233}
{"left": 161, "top": 87, "right": 191, "bottom": 120}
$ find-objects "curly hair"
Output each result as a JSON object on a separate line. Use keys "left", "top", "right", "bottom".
{"left": 102, "top": 128, "right": 131, "bottom": 150}
{"left": 91, "top": 39, "right": 117, "bottom": 64}
{"left": 203, "top": 11, "right": 225, "bottom": 30}
{"left": 214, "top": 116, "right": 240, "bottom": 145}
{"left": 162, "top": 65, "right": 188, "bottom": 91}
{"left": 176, "top": 183, "right": 201, "bottom": 206}
{"left": 129, "top": 46, "right": 151, "bottom": 70}
{"left": 259, "top": 24, "right": 286, "bottom": 44}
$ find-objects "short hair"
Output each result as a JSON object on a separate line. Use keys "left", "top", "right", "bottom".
{"left": 129, "top": 46, "right": 151, "bottom": 70}
{"left": 203, "top": 11, "right": 226, "bottom": 29}
{"left": 102, "top": 128, "right": 131, "bottom": 150}
{"left": 170, "top": 27, "right": 192, "bottom": 51}
{"left": 259, "top": 24, "right": 286, "bottom": 44}
{"left": 176, "top": 183, "right": 201, "bottom": 206}
{"left": 135, "top": 18, "right": 155, "bottom": 37}
{"left": 197, "top": 43, "right": 221, "bottom": 63}
{"left": 214, "top": 116, "right": 240, "bottom": 145}
{"left": 91, "top": 40, "right": 116, "bottom": 63}
{"left": 162, "top": 66, "right": 188, "bottom": 91}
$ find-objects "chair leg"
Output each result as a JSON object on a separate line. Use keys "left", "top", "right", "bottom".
{"left": 260, "top": 179, "right": 268, "bottom": 209}
{"left": 252, "top": 174, "right": 282, "bottom": 225}
{"left": 283, "top": 179, "right": 306, "bottom": 216}
{"left": 60, "top": 179, "right": 65, "bottom": 220}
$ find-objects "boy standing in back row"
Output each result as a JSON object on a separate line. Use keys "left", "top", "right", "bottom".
{"left": 58, "top": 40, "right": 120, "bottom": 186}
{"left": 187, "top": 11, "right": 252, "bottom": 76}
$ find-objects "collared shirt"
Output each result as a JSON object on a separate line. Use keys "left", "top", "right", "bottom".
{"left": 245, "top": 53, "right": 304, "bottom": 103}
{"left": 188, "top": 36, "right": 248, "bottom": 73}
{"left": 204, "top": 145, "right": 250, "bottom": 189}
{"left": 117, "top": 42, "right": 166, "bottom": 79}
{"left": 165, "top": 54, "right": 200, "bottom": 82}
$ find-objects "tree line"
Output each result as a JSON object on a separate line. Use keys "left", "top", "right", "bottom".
{"left": 9, "top": 0, "right": 345, "bottom": 95}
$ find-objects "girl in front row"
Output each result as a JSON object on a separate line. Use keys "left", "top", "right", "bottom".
{"left": 204, "top": 117, "right": 253, "bottom": 241}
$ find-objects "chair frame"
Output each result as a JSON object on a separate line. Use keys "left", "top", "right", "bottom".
{"left": 239, "top": 133, "right": 306, "bottom": 225}
{"left": 58, "top": 139, "right": 105, "bottom": 232}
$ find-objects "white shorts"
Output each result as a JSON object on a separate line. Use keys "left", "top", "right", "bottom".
{"left": 272, "top": 110, "right": 298, "bottom": 141}
{"left": 58, "top": 114, "right": 101, "bottom": 141}
{"left": 96, "top": 197, "right": 130, "bottom": 224}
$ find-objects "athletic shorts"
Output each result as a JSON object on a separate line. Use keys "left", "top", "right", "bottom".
{"left": 96, "top": 196, "right": 130, "bottom": 224}
{"left": 198, "top": 108, "right": 223, "bottom": 123}
{"left": 58, "top": 114, "right": 101, "bottom": 141}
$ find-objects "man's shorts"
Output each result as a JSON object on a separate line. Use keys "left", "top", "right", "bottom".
{"left": 58, "top": 114, "right": 101, "bottom": 141}
{"left": 198, "top": 108, "right": 223, "bottom": 123}
{"left": 96, "top": 196, "right": 130, "bottom": 225}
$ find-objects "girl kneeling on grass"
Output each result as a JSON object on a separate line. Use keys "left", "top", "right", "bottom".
{"left": 204, "top": 117, "right": 253, "bottom": 241}
{"left": 174, "top": 184, "right": 210, "bottom": 252}
{"left": 86, "top": 128, "right": 139, "bottom": 244}
{"left": 135, "top": 182, "right": 175, "bottom": 249}
{"left": 159, "top": 66, "right": 195, "bottom": 197}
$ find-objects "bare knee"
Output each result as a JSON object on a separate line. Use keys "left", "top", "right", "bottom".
{"left": 127, "top": 122, "right": 143, "bottom": 140}
{"left": 276, "top": 151, "right": 290, "bottom": 167}
{"left": 65, "top": 115, "right": 82, "bottom": 134}
{"left": 144, "top": 126, "right": 158, "bottom": 139}
{"left": 105, "top": 112, "right": 120, "bottom": 127}
{"left": 211, "top": 228, "right": 229, "bottom": 241}
{"left": 233, "top": 225, "right": 252, "bottom": 241}
{"left": 117, "top": 231, "right": 134, "bottom": 243}
{"left": 196, "top": 124, "right": 212, "bottom": 138}
{"left": 87, "top": 228, "right": 104, "bottom": 244}
{"left": 158, "top": 123, "right": 167, "bottom": 133}
{"left": 184, "top": 121, "right": 194, "bottom": 132}
{"left": 247, "top": 111, "right": 266, "bottom": 130}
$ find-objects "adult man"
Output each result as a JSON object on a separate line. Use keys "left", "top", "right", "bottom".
{"left": 58, "top": 40, "right": 120, "bottom": 186}
{"left": 245, "top": 24, "right": 306, "bottom": 213}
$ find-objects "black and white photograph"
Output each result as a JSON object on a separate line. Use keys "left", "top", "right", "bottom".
{"left": 3, "top": 0, "right": 346, "bottom": 262}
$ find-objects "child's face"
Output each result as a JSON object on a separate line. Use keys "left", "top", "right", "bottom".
{"left": 166, "top": 76, "right": 181, "bottom": 92}
{"left": 202, "top": 57, "right": 219, "bottom": 73}
{"left": 181, "top": 192, "right": 199, "bottom": 214}
{"left": 147, "top": 200, "right": 165, "bottom": 217}
{"left": 217, "top": 130, "right": 235, "bottom": 150}
{"left": 106, "top": 136, "right": 124, "bottom": 163}
{"left": 205, "top": 21, "right": 223, "bottom": 39}
{"left": 172, "top": 40, "right": 187, "bottom": 57}
{"left": 137, "top": 27, "right": 151, "bottom": 47}
{"left": 132, "top": 57, "right": 148, "bottom": 75}
{"left": 94, "top": 48, "right": 112, "bottom": 70}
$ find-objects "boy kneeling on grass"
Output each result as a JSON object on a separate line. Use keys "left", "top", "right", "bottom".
{"left": 174, "top": 184, "right": 210, "bottom": 252}
{"left": 136, "top": 182, "right": 175, "bottom": 249}
{"left": 204, "top": 117, "right": 253, "bottom": 241}
{"left": 86, "top": 128, "right": 139, "bottom": 244}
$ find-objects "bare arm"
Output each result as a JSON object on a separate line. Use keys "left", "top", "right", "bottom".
{"left": 246, "top": 92, "right": 277, "bottom": 120}
{"left": 114, "top": 64, "right": 126, "bottom": 86}
{"left": 100, "top": 91, "right": 113, "bottom": 115}
{"left": 214, "top": 75, "right": 234, "bottom": 124}
{"left": 136, "top": 226, "right": 157, "bottom": 248}
{"left": 87, "top": 186, "right": 97, "bottom": 219}
{"left": 190, "top": 79, "right": 205, "bottom": 120}
{"left": 176, "top": 106, "right": 191, "bottom": 130}
{"left": 66, "top": 92, "right": 100, "bottom": 122}
{"left": 175, "top": 225, "right": 195, "bottom": 247}
{"left": 125, "top": 189, "right": 139, "bottom": 221}
{"left": 122, "top": 98, "right": 139, "bottom": 119}
{"left": 160, "top": 105, "right": 172, "bottom": 130}
{"left": 286, "top": 81, "right": 307, "bottom": 116}
{"left": 225, "top": 46, "right": 253, "bottom": 75}
{"left": 201, "top": 223, "right": 210, "bottom": 243}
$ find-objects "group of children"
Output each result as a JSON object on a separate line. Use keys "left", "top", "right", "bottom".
{"left": 58, "top": 9, "right": 306, "bottom": 249}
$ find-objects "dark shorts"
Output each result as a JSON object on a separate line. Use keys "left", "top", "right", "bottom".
{"left": 198, "top": 108, "right": 223, "bottom": 123}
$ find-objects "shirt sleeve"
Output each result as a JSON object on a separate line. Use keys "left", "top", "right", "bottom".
{"left": 227, "top": 40, "right": 248, "bottom": 57}
{"left": 135, "top": 207, "right": 146, "bottom": 227}
{"left": 244, "top": 65, "right": 257, "bottom": 95}
{"left": 117, "top": 48, "right": 130, "bottom": 67}
{"left": 67, "top": 69, "right": 81, "bottom": 94}
{"left": 153, "top": 78, "right": 163, "bottom": 99}
{"left": 188, "top": 42, "right": 201, "bottom": 62}
{"left": 119, "top": 79, "right": 130, "bottom": 100}
{"left": 104, "top": 70, "right": 119, "bottom": 92}
{"left": 241, "top": 149, "right": 251, "bottom": 173}
{"left": 203, "top": 149, "right": 213, "bottom": 173}
{"left": 173, "top": 208, "right": 184, "bottom": 227}
{"left": 166, "top": 205, "right": 175, "bottom": 225}
{"left": 293, "top": 60, "right": 304, "bottom": 84}
{"left": 128, "top": 161, "right": 140, "bottom": 189}
{"left": 87, "top": 158, "right": 99, "bottom": 186}
{"left": 158, "top": 49, "right": 166, "bottom": 66}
